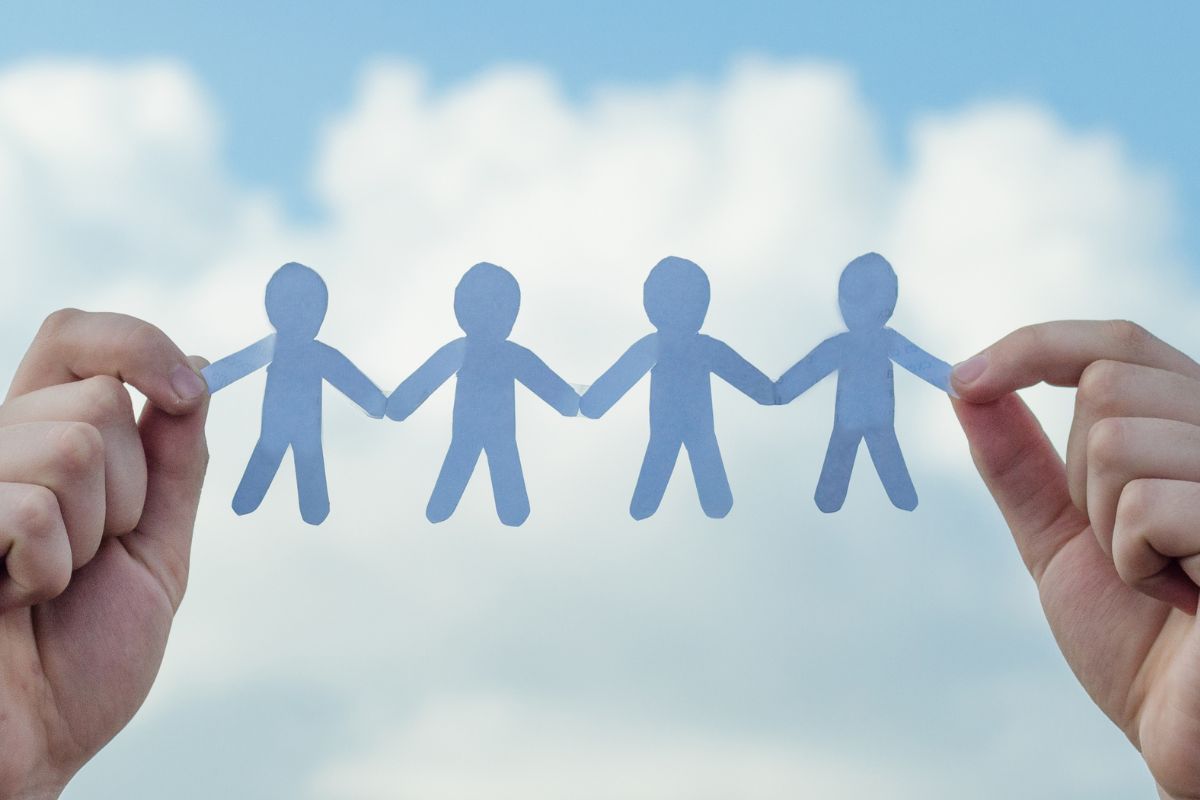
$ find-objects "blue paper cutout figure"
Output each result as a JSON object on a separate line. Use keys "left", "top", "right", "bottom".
{"left": 580, "top": 256, "right": 775, "bottom": 520}
{"left": 776, "top": 252, "right": 951, "bottom": 513}
{"left": 202, "top": 263, "right": 387, "bottom": 525}
{"left": 386, "top": 262, "right": 579, "bottom": 526}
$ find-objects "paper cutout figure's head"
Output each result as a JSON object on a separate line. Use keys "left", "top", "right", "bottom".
{"left": 265, "top": 262, "right": 329, "bottom": 338}
{"left": 643, "top": 256, "right": 710, "bottom": 333}
{"left": 838, "top": 252, "right": 898, "bottom": 331}
{"left": 455, "top": 262, "right": 521, "bottom": 340}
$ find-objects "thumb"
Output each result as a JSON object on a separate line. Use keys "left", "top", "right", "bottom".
{"left": 124, "top": 355, "right": 210, "bottom": 611}
{"left": 953, "top": 393, "right": 1088, "bottom": 582}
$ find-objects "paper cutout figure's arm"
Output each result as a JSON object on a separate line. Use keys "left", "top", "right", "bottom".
{"left": 202, "top": 334, "right": 276, "bottom": 393}
{"left": 703, "top": 336, "right": 776, "bottom": 405}
{"left": 886, "top": 328, "right": 952, "bottom": 394}
{"left": 510, "top": 343, "right": 580, "bottom": 416}
{"left": 776, "top": 334, "right": 845, "bottom": 405}
{"left": 316, "top": 342, "right": 387, "bottom": 418}
{"left": 579, "top": 334, "right": 658, "bottom": 419}
{"left": 386, "top": 338, "right": 467, "bottom": 421}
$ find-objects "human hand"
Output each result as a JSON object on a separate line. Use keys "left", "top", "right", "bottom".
{"left": 0, "top": 310, "right": 209, "bottom": 799}
{"left": 952, "top": 320, "right": 1200, "bottom": 799}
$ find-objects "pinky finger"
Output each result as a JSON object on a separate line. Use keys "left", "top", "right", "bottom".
{"left": 0, "top": 482, "right": 73, "bottom": 612}
{"left": 1112, "top": 478, "right": 1200, "bottom": 614}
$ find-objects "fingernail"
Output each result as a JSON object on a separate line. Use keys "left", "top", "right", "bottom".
{"left": 171, "top": 363, "right": 208, "bottom": 401}
{"left": 952, "top": 354, "right": 987, "bottom": 386}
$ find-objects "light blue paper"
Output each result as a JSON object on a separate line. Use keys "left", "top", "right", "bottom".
{"left": 202, "top": 262, "right": 386, "bottom": 525}
{"left": 202, "top": 334, "right": 276, "bottom": 393}
{"left": 580, "top": 256, "right": 774, "bottom": 520}
{"left": 386, "top": 262, "right": 579, "bottom": 527}
{"left": 776, "top": 252, "right": 950, "bottom": 513}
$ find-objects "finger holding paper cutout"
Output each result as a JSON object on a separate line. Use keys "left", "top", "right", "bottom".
{"left": 950, "top": 319, "right": 1200, "bottom": 403}
{"left": 951, "top": 320, "right": 1200, "bottom": 514}
{"left": 776, "top": 253, "right": 951, "bottom": 513}
{"left": 202, "top": 263, "right": 386, "bottom": 525}
{"left": 580, "top": 256, "right": 774, "bottom": 521}
{"left": 954, "top": 381, "right": 1200, "bottom": 799}
{"left": 387, "top": 262, "right": 578, "bottom": 527}
{"left": 952, "top": 320, "right": 1200, "bottom": 607}
{"left": 0, "top": 312, "right": 209, "bottom": 796}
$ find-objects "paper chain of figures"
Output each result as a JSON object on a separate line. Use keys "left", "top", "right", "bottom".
{"left": 201, "top": 253, "right": 952, "bottom": 526}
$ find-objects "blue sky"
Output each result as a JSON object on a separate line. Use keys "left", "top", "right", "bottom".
{"left": 6, "top": 1, "right": 1199, "bottom": 242}
{"left": 2, "top": 4, "right": 1198, "bottom": 798}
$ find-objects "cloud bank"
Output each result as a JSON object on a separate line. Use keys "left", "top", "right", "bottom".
{"left": 0, "top": 57, "right": 1189, "bottom": 799}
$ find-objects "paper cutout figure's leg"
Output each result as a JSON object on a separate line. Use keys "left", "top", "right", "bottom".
{"left": 684, "top": 431, "right": 733, "bottom": 519}
{"left": 814, "top": 424, "right": 862, "bottom": 513}
{"left": 864, "top": 427, "right": 918, "bottom": 511}
{"left": 232, "top": 437, "right": 288, "bottom": 516}
{"left": 484, "top": 437, "right": 530, "bottom": 527}
{"left": 292, "top": 434, "right": 331, "bottom": 525}
{"left": 427, "top": 436, "right": 484, "bottom": 523}
{"left": 630, "top": 433, "right": 683, "bottom": 520}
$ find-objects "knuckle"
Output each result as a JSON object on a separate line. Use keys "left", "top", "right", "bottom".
{"left": 35, "top": 557, "right": 72, "bottom": 603}
{"left": 1113, "top": 547, "right": 1141, "bottom": 586}
{"left": 13, "top": 486, "right": 61, "bottom": 540}
{"left": 1011, "top": 323, "right": 1043, "bottom": 354}
{"left": 1087, "top": 417, "right": 1128, "bottom": 473}
{"left": 22, "top": 538, "right": 72, "bottom": 604}
{"left": 1108, "top": 319, "right": 1151, "bottom": 355}
{"left": 42, "top": 553, "right": 72, "bottom": 599}
{"left": 1115, "top": 479, "right": 1155, "bottom": 533}
{"left": 1076, "top": 360, "right": 1128, "bottom": 416}
{"left": 123, "top": 319, "right": 170, "bottom": 358}
{"left": 36, "top": 308, "right": 81, "bottom": 342}
{"left": 78, "top": 375, "right": 134, "bottom": 424}
{"left": 107, "top": 475, "right": 146, "bottom": 536}
{"left": 52, "top": 421, "right": 104, "bottom": 476}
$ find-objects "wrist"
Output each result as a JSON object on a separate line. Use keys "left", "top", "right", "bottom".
{"left": 3, "top": 783, "right": 63, "bottom": 800}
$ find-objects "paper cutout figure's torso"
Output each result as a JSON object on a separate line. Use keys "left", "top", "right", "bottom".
{"left": 455, "top": 338, "right": 519, "bottom": 433}
{"left": 386, "top": 262, "right": 579, "bottom": 527}
{"left": 833, "top": 328, "right": 898, "bottom": 426}
{"left": 581, "top": 256, "right": 775, "bottom": 520}
{"left": 776, "top": 253, "right": 951, "bottom": 513}
{"left": 266, "top": 337, "right": 326, "bottom": 415}
{"left": 650, "top": 333, "right": 716, "bottom": 428}
{"left": 201, "top": 262, "right": 386, "bottom": 525}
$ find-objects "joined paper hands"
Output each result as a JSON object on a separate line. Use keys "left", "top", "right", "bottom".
{"left": 203, "top": 253, "right": 951, "bottom": 525}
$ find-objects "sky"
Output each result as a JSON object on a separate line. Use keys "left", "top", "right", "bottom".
{"left": 5, "top": 2, "right": 1200, "bottom": 235}
{"left": 1, "top": 3, "right": 1198, "bottom": 799}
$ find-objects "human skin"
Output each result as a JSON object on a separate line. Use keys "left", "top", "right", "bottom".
{"left": 953, "top": 320, "right": 1200, "bottom": 800}
{"left": 5, "top": 313, "right": 1200, "bottom": 797}
{"left": 0, "top": 309, "right": 209, "bottom": 799}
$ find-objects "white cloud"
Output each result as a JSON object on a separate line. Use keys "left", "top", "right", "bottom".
{"left": 0, "top": 61, "right": 276, "bottom": 297}
{"left": 3, "top": 57, "right": 1182, "bottom": 799}
{"left": 310, "top": 695, "right": 922, "bottom": 800}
